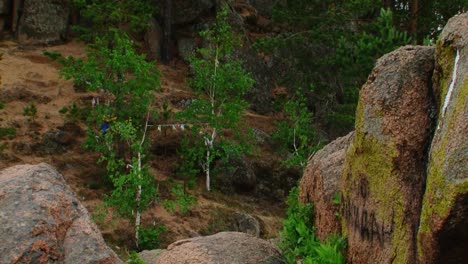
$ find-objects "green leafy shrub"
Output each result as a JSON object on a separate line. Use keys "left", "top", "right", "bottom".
{"left": 163, "top": 182, "right": 196, "bottom": 215}
{"left": 279, "top": 187, "right": 346, "bottom": 264}
{"left": 23, "top": 103, "right": 37, "bottom": 122}
{"left": 127, "top": 251, "right": 145, "bottom": 264}
{"left": 138, "top": 225, "right": 166, "bottom": 250}
{"left": 176, "top": 136, "right": 204, "bottom": 189}
{"left": 273, "top": 93, "right": 321, "bottom": 169}
{"left": 0, "top": 127, "right": 16, "bottom": 140}
{"left": 177, "top": 5, "right": 254, "bottom": 192}
{"left": 59, "top": 102, "right": 89, "bottom": 123}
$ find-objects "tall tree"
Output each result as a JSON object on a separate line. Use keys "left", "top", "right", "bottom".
{"left": 161, "top": 0, "right": 173, "bottom": 62}
{"left": 177, "top": 6, "right": 254, "bottom": 191}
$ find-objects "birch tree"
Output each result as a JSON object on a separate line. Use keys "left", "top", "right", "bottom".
{"left": 178, "top": 6, "right": 254, "bottom": 191}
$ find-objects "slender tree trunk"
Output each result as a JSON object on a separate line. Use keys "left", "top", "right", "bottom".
{"left": 206, "top": 147, "right": 211, "bottom": 191}
{"left": 135, "top": 112, "right": 150, "bottom": 248}
{"left": 162, "top": 0, "right": 173, "bottom": 63}
{"left": 12, "top": 0, "right": 21, "bottom": 33}
{"left": 410, "top": 0, "right": 419, "bottom": 43}
{"left": 135, "top": 151, "right": 142, "bottom": 248}
{"left": 205, "top": 128, "right": 216, "bottom": 192}
{"left": 383, "top": 0, "right": 394, "bottom": 10}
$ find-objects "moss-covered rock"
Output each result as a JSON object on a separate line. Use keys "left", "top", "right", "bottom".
{"left": 341, "top": 45, "right": 435, "bottom": 263}
{"left": 417, "top": 12, "right": 468, "bottom": 264}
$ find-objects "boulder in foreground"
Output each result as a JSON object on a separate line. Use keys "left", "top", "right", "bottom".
{"left": 155, "top": 232, "right": 282, "bottom": 264}
{"left": 0, "top": 163, "right": 122, "bottom": 264}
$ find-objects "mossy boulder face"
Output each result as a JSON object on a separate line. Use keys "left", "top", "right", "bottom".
{"left": 341, "top": 46, "right": 435, "bottom": 263}
{"left": 417, "top": 12, "right": 468, "bottom": 264}
{"left": 299, "top": 131, "right": 354, "bottom": 242}
{"left": 17, "top": 0, "right": 70, "bottom": 45}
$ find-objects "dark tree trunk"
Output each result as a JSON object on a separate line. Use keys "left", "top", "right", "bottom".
{"left": 383, "top": 0, "right": 394, "bottom": 10}
{"left": 11, "top": 0, "right": 21, "bottom": 33}
{"left": 410, "top": 0, "right": 419, "bottom": 43}
{"left": 161, "top": 0, "right": 173, "bottom": 63}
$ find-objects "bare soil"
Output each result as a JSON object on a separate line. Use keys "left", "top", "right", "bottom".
{"left": 0, "top": 39, "right": 285, "bottom": 257}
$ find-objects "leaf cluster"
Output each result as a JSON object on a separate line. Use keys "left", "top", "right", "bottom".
{"left": 176, "top": 6, "right": 255, "bottom": 187}
{"left": 279, "top": 187, "right": 346, "bottom": 264}
{"left": 163, "top": 182, "right": 196, "bottom": 215}
{"left": 273, "top": 94, "right": 321, "bottom": 169}
{"left": 72, "top": 0, "right": 154, "bottom": 41}
{"left": 23, "top": 103, "right": 37, "bottom": 122}
{"left": 137, "top": 225, "right": 167, "bottom": 250}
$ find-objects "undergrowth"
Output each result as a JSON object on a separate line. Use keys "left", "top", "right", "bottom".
{"left": 279, "top": 187, "right": 346, "bottom": 264}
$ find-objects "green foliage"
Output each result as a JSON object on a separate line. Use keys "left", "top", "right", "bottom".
{"left": 138, "top": 225, "right": 166, "bottom": 250}
{"left": 280, "top": 187, "right": 346, "bottom": 264}
{"left": 273, "top": 93, "right": 321, "bottom": 169}
{"left": 59, "top": 102, "right": 89, "bottom": 123}
{"left": 0, "top": 127, "right": 16, "bottom": 140}
{"left": 256, "top": 1, "right": 415, "bottom": 138}
{"left": 177, "top": 5, "right": 254, "bottom": 191}
{"left": 0, "top": 101, "right": 4, "bottom": 110}
{"left": 163, "top": 182, "right": 196, "bottom": 215}
{"left": 100, "top": 119, "right": 158, "bottom": 218}
{"left": 127, "top": 251, "right": 145, "bottom": 264}
{"left": 50, "top": 18, "right": 159, "bottom": 249}
{"left": 23, "top": 103, "right": 37, "bottom": 122}
{"left": 71, "top": 0, "right": 154, "bottom": 41}
{"left": 176, "top": 136, "right": 203, "bottom": 189}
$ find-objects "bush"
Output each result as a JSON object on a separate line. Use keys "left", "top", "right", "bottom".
{"left": 279, "top": 187, "right": 346, "bottom": 264}
{"left": 138, "top": 225, "right": 166, "bottom": 250}
{"left": 0, "top": 127, "right": 16, "bottom": 140}
{"left": 127, "top": 251, "right": 145, "bottom": 264}
{"left": 23, "top": 103, "right": 37, "bottom": 122}
{"left": 59, "top": 102, "right": 89, "bottom": 123}
{"left": 163, "top": 182, "right": 196, "bottom": 215}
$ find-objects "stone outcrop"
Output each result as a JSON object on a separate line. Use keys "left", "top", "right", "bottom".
{"left": 155, "top": 232, "right": 282, "bottom": 264}
{"left": 139, "top": 249, "right": 165, "bottom": 264}
{"left": 299, "top": 131, "right": 354, "bottom": 242}
{"left": 417, "top": 13, "right": 468, "bottom": 264}
{"left": 0, "top": 163, "right": 122, "bottom": 264}
{"left": 233, "top": 212, "right": 261, "bottom": 237}
{"left": 17, "top": 0, "right": 70, "bottom": 45}
{"left": 341, "top": 45, "right": 435, "bottom": 263}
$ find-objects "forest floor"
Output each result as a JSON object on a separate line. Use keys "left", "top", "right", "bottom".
{"left": 0, "top": 39, "right": 286, "bottom": 257}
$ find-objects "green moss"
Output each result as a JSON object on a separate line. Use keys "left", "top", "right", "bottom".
{"left": 417, "top": 45, "right": 468, "bottom": 259}
{"left": 342, "top": 99, "right": 411, "bottom": 263}
{"left": 434, "top": 40, "right": 456, "bottom": 113}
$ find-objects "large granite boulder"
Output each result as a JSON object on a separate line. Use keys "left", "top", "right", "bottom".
{"left": 0, "top": 163, "right": 122, "bottom": 264}
{"left": 17, "top": 0, "right": 70, "bottom": 45}
{"left": 155, "top": 232, "right": 282, "bottom": 264}
{"left": 341, "top": 46, "right": 435, "bottom": 263}
{"left": 299, "top": 131, "right": 354, "bottom": 242}
{"left": 417, "top": 12, "right": 468, "bottom": 264}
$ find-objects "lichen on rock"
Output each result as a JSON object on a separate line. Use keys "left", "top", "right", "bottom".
{"left": 417, "top": 12, "right": 468, "bottom": 264}
{"left": 341, "top": 45, "right": 435, "bottom": 264}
